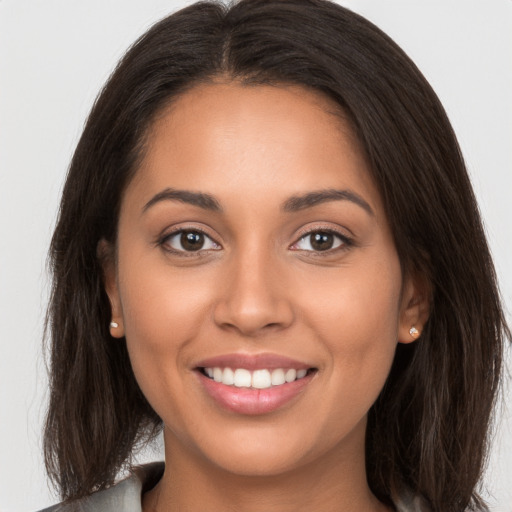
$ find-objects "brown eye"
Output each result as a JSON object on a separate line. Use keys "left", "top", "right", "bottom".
{"left": 164, "top": 230, "right": 220, "bottom": 253}
{"left": 310, "top": 232, "right": 335, "bottom": 251}
{"left": 181, "top": 231, "right": 205, "bottom": 251}
{"left": 292, "top": 230, "right": 348, "bottom": 252}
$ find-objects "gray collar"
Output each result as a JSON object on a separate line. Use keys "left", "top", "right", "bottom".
{"left": 40, "top": 462, "right": 431, "bottom": 512}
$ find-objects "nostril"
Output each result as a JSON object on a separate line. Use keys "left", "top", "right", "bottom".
{"left": 212, "top": 292, "right": 295, "bottom": 337}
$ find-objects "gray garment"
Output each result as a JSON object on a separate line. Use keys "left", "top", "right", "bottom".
{"left": 38, "top": 462, "right": 430, "bottom": 512}
{"left": 38, "top": 463, "right": 164, "bottom": 512}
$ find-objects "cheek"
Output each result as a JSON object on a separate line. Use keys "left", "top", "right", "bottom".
{"left": 304, "top": 252, "right": 401, "bottom": 332}
{"left": 116, "top": 253, "right": 217, "bottom": 415}
{"left": 299, "top": 251, "right": 402, "bottom": 403}
{"left": 119, "top": 255, "right": 214, "bottom": 344}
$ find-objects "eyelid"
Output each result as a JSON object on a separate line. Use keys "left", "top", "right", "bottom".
{"left": 158, "top": 225, "right": 222, "bottom": 254}
{"left": 289, "top": 225, "right": 354, "bottom": 253}
{"left": 156, "top": 223, "right": 353, "bottom": 255}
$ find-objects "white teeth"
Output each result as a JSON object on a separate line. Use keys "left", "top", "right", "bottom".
{"left": 213, "top": 367, "right": 223, "bottom": 383}
{"left": 233, "top": 368, "right": 252, "bottom": 387}
{"left": 252, "top": 369, "right": 272, "bottom": 389}
{"left": 285, "top": 369, "right": 297, "bottom": 383}
{"left": 204, "top": 367, "right": 310, "bottom": 388}
{"left": 271, "top": 368, "right": 285, "bottom": 386}
{"left": 222, "top": 367, "right": 234, "bottom": 385}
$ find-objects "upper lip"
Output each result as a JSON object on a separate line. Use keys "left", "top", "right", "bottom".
{"left": 195, "top": 353, "right": 314, "bottom": 371}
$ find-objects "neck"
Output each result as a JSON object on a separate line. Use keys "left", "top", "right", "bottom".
{"left": 142, "top": 427, "right": 390, "bottom": 512}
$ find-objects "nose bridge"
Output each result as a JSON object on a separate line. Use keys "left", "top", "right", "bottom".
{"left": 213, "top": 238, "right": 294, "bottom": 335}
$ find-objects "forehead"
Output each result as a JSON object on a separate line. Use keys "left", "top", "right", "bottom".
{"left": 127, "top": 82, "right": 382, "bottom": 216}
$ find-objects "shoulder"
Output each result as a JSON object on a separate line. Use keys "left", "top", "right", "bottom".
{"left": 37, "top": 462, "right": 164, "bottom": 512}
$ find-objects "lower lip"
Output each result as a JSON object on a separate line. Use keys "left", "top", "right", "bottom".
{"left": 197, "top": 371, "right": 314, "bottom": 415}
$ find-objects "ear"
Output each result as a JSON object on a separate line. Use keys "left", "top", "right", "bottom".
{"left": 97, "top": 239, "right": 125, "bottom": 338}
{"left": 397, "top": 272, "right": 430, "bottom": 344}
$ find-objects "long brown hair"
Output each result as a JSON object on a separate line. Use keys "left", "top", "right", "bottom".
{"left": 44, "top": 0, "right": 509, "bottom": 509}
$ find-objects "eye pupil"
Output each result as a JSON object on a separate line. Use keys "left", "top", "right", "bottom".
{"left": 311, "top": 232, "right": 334, "bottom": 251}
{"left": 181, "top": 231, "right": 204, "bottom": 251}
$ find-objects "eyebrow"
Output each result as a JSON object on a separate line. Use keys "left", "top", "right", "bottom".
{"left": 282, "top": 189, "right": 374, "bottom": 215}
{"left": 142, "top": 187, "right": 373, "bottom": 216}
{"left": 142, "top": 188, "right": 222, "bottom": 213}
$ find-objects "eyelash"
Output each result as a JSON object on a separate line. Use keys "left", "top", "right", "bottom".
{"left": 157, "top": 226, "right": 353, "bottom": 257}
{"left": 291, "top": 227, "right": 354, "bottom": 256}
{"left": 158, "top": 227, "right": 220, "bottom": 257}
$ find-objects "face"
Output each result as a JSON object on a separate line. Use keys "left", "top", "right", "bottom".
{"left": 105, "top": 82, "right": 423, "bottom": 477}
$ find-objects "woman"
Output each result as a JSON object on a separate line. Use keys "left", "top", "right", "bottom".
{"left": 40, "top": 0, "right": 509, "bottom": 510}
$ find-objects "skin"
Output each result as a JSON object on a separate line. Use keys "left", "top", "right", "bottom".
{"left": 103, "top": 82, "right": 428, "bottom": 512}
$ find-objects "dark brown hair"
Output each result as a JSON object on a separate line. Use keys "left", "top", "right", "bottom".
{"left": 44, "top": 0, "right": 509, "bottom": 509}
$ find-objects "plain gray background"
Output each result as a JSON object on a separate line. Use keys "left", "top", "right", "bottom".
{"left": 1, "top": 1, "right": 511, "bottom": 510}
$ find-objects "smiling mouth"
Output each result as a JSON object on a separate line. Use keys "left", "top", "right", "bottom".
{"left": 198, "top": 367, "right": 317, "bottom": 389}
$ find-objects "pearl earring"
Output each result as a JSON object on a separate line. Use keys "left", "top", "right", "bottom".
{"left": 110, "top": 321, "right": 119, "bottom": 329}
{"left": 409, "top": 326, "right": 419, "bottom": 338}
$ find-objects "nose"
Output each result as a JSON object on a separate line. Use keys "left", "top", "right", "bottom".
{"left": 213, "top": 246, "right": 295, "bottom": 337}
